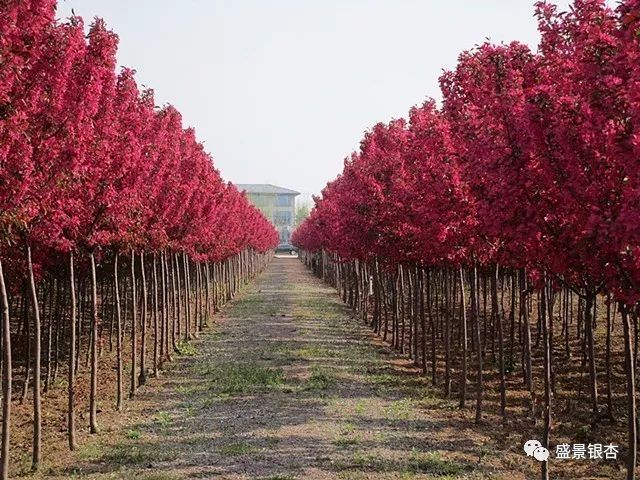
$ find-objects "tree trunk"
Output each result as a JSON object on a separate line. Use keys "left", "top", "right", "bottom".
{"left": 114, "top": 253, "right": 123, "bottom": 411}
{"left": 492, "top": 264, "right": 506, "bottom": 418}
{"left": 622, "top": 304, "right": 637, "bottom": 480}
{"left": 139, "top": 251, "right": 147, "bottom": 386}
{"left": 130, "top": 250, "right": 137, "bottom": 398}
{"left": 0, "top": 260, "right": 12, "bottom": 480}
{"left": 89, "top": 252, "right": 99, "bottom": 433}
{"left": 471, "top": 265, "right": 483, "bottom": 423}
{"left": 27, "top": 245, "right": 42, "bottom": 471}
{"left": 605, "top": 296, "right": 613, "bottom": 419}
{"left": 585, "top": 290, "right": 598, "bottom": 417}
{"left": 68, "top": 253, "right": 77, "bottom": 449}
{"left": 459, "top": 267, "right": 468, "bottom": 409}
{"left": 152, "top": 254, "right": 159, "bottom": 377}
{"left": 541, "top": 278, "right": 551, "bottom": 480}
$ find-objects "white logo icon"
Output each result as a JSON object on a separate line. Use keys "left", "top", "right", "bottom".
{"left": 524, "top": 440, "right": 542, "bottom": 456}
{"left": 524, "top": 440, "right": 549, "bottom": 462}
{"left": 534, "top": 446, "right": 550, "bottom": 462}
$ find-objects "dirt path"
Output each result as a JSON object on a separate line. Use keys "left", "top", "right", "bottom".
{"left": 46, "top": 257, "right": 528, "bottom": 480}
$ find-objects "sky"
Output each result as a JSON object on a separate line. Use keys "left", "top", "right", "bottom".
{"left": 56, "top": 0, "right": 575, "bottom": 204}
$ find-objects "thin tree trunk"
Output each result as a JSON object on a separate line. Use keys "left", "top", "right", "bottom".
{"left": 492, "top": 264, "right": 506, "bottom": 418}
{"left": 152, "top": 254, "right": 159, "bottom": 377}
{"left": 68, "top": 253, "right": 77, "bottom": 449}
{"left": 622, "top": 304, "right": 637, "bottom": 480}
{"left": 459, "top": 267, "right": 468, "bottom": 409}
{"left": 585, "top": 289, "right": 598, "bottom": 417}
{"left": 139, "top": 251, "right": 147, "bottom": 386}
{"left": 114, "top": 253, "right": 123, "bottom": 411}
{"left": 27, "top": 245, "right": 42, "bottom": 471}
{"left": 471, "top": 265, "right": 482, "bottom": 423}
{"left": 541, "top": 278, "right": 551, "bottom": 480}
{"left": 0, "top": 260, "right": 12, "bottom": 480}
{"left": 130, "top": 250, "right": 137, "bottom": 398}
{"left": 605, "top": 296, "right": 613, "bottom": 419}
{"left": 444, "top": 269, "right": 451, "bottom": 398}
{"left": 43, "top": 279, "right": 53, "bottom": 393}
{"left": 160, "top": 253, "right": 166, "bottom": 366}
{"left": 89, "top": 252, "right": 99, "bottom": 433}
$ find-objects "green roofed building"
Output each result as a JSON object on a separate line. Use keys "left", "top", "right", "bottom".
{"left": 236, "top": 184, "right": 300, "bottom": 245}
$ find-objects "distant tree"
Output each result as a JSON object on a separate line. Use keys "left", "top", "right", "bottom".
{"left": 295, "top": 203, "right": 311, "bottom": 227}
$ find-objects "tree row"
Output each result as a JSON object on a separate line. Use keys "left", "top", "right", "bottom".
{"left": 0, "top": 1, "right": 278, "bottom": 477}
{"left": 293, "top": 1, "right": 640, "bottom": 479}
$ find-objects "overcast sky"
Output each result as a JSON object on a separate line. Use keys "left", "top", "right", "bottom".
{"left": 56, "top": 0, "right": 575, "bottom": 203}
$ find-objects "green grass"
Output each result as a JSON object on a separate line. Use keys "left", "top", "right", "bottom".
{"left": 219, "top": 441, "right": 255, "bottom": 456}
{"left": 76, "top": 442, "right": 102, "bottom": 460}
{"left": 205, "top": 362, "right": 285, "bottom": 394}
{"left": 126, "top": 428, "right": 142, "bottom": 440}
{"left": 65, "top": 473, "right": 183, "bottom": 480}
{"left": 102, "top": 443, "right": 179, "bottom": 465}
{"left": 266, "top": 342, "right": 298, "bottom": 364}
{"left": 135, "top": 474, "right": 183, "bottom": 480}
{"left": 155, "top": 411, "right": 172, "bottom": 427}
{"left": 333, "top": 436, "right": 360, "bottom": 447}
{"left": 384, "top": 398, "right": 414, "bottom": 420}
{"left": 406, "top": 451, "right": 468, "bottom": 476}
{"left": 294, "top": 344, "right": 331, "bottom": 359}
{"left": 175, "top": 340, "right": 198, "bottom": 356}
{"left": 331, "top": 450, "right": 469, "bottom": 476}
{"left": 304, "top": 366, "right": 336, "bottom": 390}
{"left": 354, "top": 399, "right": 367, "bottom": 415}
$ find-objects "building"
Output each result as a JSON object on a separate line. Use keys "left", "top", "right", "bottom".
{"left": 236, "top": 184, "right": 300, "bottom": 245}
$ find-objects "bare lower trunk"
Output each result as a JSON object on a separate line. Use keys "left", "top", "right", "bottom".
{"left": 472, "top": 265, "right": 482, "bottom": 423}
{"left": 459, "top": 267, "right": 468, "bottom": 409}
{"left": 130, "top": 250, "right": 137, "bottom": 398}
{"left": 114, "top": 253, "right": 123, "bottom": 411}
{"left": 492, "top": 264, "right": 506, "bottom": 418}
{"left": 139, "top": 251, "right": 148, "bottom": 386}
{"left": 68, "top": 253, "right": 77, "bottom": 449}
{"left": 89, "top": 252, "right": 99, "bottom": 433}
{"left": 541, "top": 279, "right": 551, "bottom": 480}
{"left": 152, "top": 254, "right": 159, "bottom": 377}
{"left": 27, "top": 245, "right": 42, "bottom": 471}
{"left": 622, "top": 305, "right": 637, "bottom": 480}
{"left": 0, "top": 260, "right": 12, "bottom": 480}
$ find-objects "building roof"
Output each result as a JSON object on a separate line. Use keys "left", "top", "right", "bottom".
{"left": 236, "top": 183, "right": 300, "bottom": 195}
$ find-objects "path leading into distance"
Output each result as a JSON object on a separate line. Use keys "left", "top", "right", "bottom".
{"left": 53, "top": 257, "right": 525, "bottom": 480}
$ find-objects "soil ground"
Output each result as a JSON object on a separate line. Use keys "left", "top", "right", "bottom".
{"left": 26, "top": 257, "right": 624, "bottom": 480}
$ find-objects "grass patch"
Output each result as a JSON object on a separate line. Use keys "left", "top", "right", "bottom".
{"left": 206, "top": 362, "right": 285, "bottom": 394}
{"left": 304, "top": 366, "right": 336, "bottom": 391}
{"left": 341, "top": 422, "right": 356, "bottom": 434}
{"left": 354, "top": 399, "right": 367, "bottom": 415}
{"left": 267, "top": 342, "right": 298, "bottom": 364}
{"left": 333, "top": 436, "right": 360, "bottom": 447}
{"left": 175, "top": 340, "right": 197, "bottom": 356}
{"left": 126, "top": 428, "right": 142, "bottom": 440}
{"left": 175, "top": 383, "right": 203, "bottom": 395}
{"left": 76, "top": 442, "right": 103, "bottom": 460}
{"left": 135, "top": 474, "right": 183, "bottom": 480}
{"left": 406, "top": 451, "right": 468, "bottom": 476}
{"left": 294, "top": 344, "right": 330, "bottom": 359}
{"left": 219, "top": 441, "right": 255, "bottom": 456}
{"left": 384, "top": 399, "right": 413, "bottom": 421}
{"left": 331, "top": 449, "right": 468, "bottom": 476}
{"left": 73, "top": 473, "right": 183, "bottom": 480}
{"left": 155, "top": 411, "right": 172, "bottom": 427}
{"left": 102, "top": 444, "right": 179, "bottom": 465}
